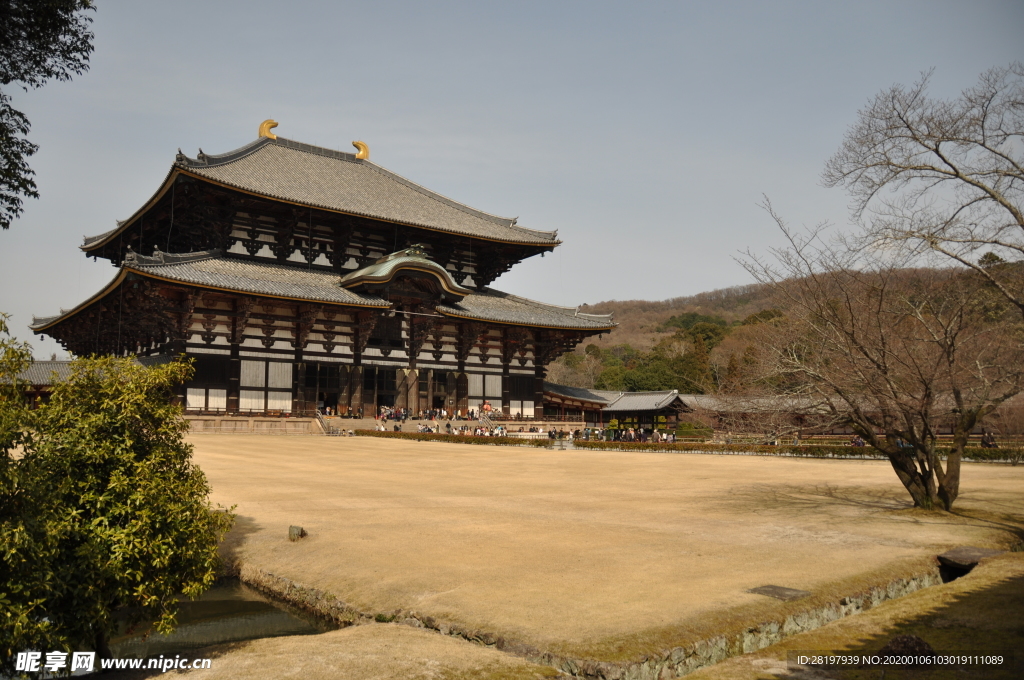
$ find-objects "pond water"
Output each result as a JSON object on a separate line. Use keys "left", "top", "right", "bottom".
{"left": 110, "top": 581, "right": 334, "bottom": 658}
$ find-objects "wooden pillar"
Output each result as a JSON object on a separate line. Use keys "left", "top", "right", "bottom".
{"left": 351, "top": 366, "right": 364, "bottom": 418}
{"left": 368, "top": 366, "right": 378, "bottom": 416}
{"left": 534, "top": 363, "right": 546, "bottom": 421}
{"left": 338, "top": 365, "right": 350, "bottom": 415}
{"left": 227, "top": 342, "right": 240, "bottom": 413}
{"left": 396, "top": 368, "right": 409, "bottom": 410}
{"left": 292, "top": 346, "right": 303, "bottom": 414}
{"left": 406, "top": 369, "right": 418, "bottom": 414}
{"left": 501, "top": 362, "right": 511, "bottom": 416}
{"left": 446, "top": 371, "right": 457, "bottom": 414}
{"left": 426, "top": 369, "right": 434, "bottom": 411}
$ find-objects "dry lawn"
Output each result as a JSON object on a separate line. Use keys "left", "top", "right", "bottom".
{"left": 190, "top": 435, "right": 1024, "bottom": 662}
{"left": 104, "top": 624, "right": 561, "bottom": 680}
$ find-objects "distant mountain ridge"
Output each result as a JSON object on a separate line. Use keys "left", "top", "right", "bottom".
{"left": 578, "top": 282, "right": 775, "bottom": 350}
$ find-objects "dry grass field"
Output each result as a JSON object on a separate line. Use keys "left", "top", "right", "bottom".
{"left": 182, "top": 435, "right": 1022, "bottom": 670}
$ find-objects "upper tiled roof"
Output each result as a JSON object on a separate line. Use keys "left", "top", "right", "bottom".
{"left": 438, "top": 289, "right": 615, "bottom": 330}
{"left": 83, "top": 137, "right": 560, "bottom": 250}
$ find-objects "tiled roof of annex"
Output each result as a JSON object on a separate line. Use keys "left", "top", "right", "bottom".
{"left": 16, "top": 360, "right": 73, "bottom": 385}
{"left": 83, "top": 137, "right": 560, "bottom": 249}
{"left": 542, "top": 383, "right": 687, "bottom": 411}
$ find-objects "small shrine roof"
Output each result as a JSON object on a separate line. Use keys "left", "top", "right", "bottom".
{"left": 83, "top": 136, "right": 560, "bottom": 250}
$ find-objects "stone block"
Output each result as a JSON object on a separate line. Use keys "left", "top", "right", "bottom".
{"left": 746, "top": 585, "right": 811, "bottom": 601}
{"left": 937, "top": 546, "right": 1003, "bottom": 570}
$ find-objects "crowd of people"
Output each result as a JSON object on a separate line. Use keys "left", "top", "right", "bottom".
{"left": 343, "top": 406, "right": 1010, "bottom": 448}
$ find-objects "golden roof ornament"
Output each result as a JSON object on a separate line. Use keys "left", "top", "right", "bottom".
{"left": 258, "top": 119, "right": 278, "bottom": 139}
{"left": 352, "top": 140, "right": 369, "bottom": 160}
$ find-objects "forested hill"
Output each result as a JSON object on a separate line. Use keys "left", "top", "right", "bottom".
{"left": 578, "top": 282, "right": 775, "bottom": 351}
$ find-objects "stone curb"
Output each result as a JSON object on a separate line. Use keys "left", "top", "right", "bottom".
{"left": 228, "top": 560, "right": 946, "bottom": 679}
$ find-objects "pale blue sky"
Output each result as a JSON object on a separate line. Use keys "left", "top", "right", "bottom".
{"left": 2, "top": 1, "right": 1022, "bottom": 357}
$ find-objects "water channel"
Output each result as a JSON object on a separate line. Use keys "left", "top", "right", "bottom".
{"left": 109, "top": 580, "right": 334, "bottom": 659}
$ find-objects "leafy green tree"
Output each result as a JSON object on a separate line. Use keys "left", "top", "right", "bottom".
{"left": 1, "top": 350, "right": 234, "bottom": 667}
{"left": 0, "top": 314, "right": 61, "bottom": 666}
{"left": 1, "top": 1, "right": 95, "bottom": 229}
{"left": 682, "top": 335, "right": 713, "bottom": 392}
{"left": 686, "top": 322, "right": 727, "bottom": 350}
{"left": 722, "top": 352, "right": 740, "bottom": 391}
{"left": 741, "top": 308, "right": 783, "bottom": 325}
{"left": 595, "top": 364, "right": 628, "bottom": 390}
{"left": 659, "top": 311, "right": 727, "bottom": 332}
{"left": 622, "top": 360, "right": 675, "bottom": 391}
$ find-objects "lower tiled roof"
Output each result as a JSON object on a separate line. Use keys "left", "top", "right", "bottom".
{"left": 438, "top": 289, "right": 615, "bottom": 330}
{"left": 32, "top": 253, "right": 616, "bottom": 333}
{"left": 128, "top": 252, "right": 390, "bottom": 307}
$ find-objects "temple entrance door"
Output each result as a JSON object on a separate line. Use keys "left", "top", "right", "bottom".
{"left": 377, "top": 393, "right": 396, "bottom": 411}
{"left": 433, "top": 396, "right": 445, "bottom": 409}
{"left": 318, "top": 391, "right": 339, "bottom": 415}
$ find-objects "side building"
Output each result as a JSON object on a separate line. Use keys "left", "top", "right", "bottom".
{"left": 32, "top": 123, "right": 615, "bottom": 418}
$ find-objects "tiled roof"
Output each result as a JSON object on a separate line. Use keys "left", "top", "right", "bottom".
{"left": 602, "top": 390, "right": 685, "bottom": 412}
{"left": 543, "top": 384, "right": 702, "bottom": 412}
{"left": 126, "top": 251, "right": 390, "bottom": 307}
{"left": 83, "top": 137, "right": 560, "bottom": 249}
{"left": 82, "top": 227, "right": 117, "bottom": 247}
{"left": 438, "top": 289, "right": 616, "bottom": 330}
{"left": 33, "top": 253, "right": 613, "bottom": 333}
{"left": 16, "top": 360, "right": 73, "bottom": 385}
{"left": 13, "top": 357, "right": 173, "bottom": 386}
{"left": 543, "top": 382, "right": 613, "bottom": 404}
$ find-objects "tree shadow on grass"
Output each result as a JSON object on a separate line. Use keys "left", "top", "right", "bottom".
{"left": 728, "top": 484, "right": 1024, "bottom": 547}
{"left": 218, "top": 514, "right": 262, "bottom": 577}
{"left": 728, "top": 483, "right": 914, "bottom": 515}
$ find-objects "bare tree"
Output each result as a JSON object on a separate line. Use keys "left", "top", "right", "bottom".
{"left": 743, "top": 202, "right": 1024, "bottom": 510}
{"left": 823, "top": 63, "right": 1024, "bottom": 318}
{"left": 545, "top": 351, "right": 604, "bottom": 389}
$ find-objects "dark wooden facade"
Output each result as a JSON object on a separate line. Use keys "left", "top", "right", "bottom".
{"left": 33, "top": 131, "right": 615, "bottom": 416}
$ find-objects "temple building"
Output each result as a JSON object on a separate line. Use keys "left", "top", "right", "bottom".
{"left": 32, "top": 122, "right": 615, "bottom": 418}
